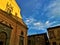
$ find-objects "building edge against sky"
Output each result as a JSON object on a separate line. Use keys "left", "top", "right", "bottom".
{"left": 0, "top": 0, "right": 28, "bottom": 45}
{"left": 0, "top": 0, "right": 22, "bottom": 18}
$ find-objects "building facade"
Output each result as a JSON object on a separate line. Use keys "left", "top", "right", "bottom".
{"left": 47, "top": 26, "right": 60, "bottom": 45}
{"left": 0, "top": 0, "right": 28, "bottom": 45}
{"left": 28, "top": 33, "right": 49, "bottom": 45}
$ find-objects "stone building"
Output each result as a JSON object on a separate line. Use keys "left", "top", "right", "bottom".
{"left": 47, "top": 26, "right": 60, "bottom": 45}
{"left": 0, "top": 0, "right": 28, "bottom": 45}
{"left": 28, "top": 33, "right": 49, "bottom": 45}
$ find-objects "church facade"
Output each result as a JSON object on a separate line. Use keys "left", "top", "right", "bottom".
{"left": 0, "top": 0, "right": 28, "bottom": 45}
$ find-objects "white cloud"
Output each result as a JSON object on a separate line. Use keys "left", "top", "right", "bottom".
{"left": 48, "top": 1, "right": 60, "bottom": 15}
{"left": 33, "top": 22, "right": 41, "bottom": 26}
{"left": 25, "top": 16, "right": 58, "bottom": 31}
{"left": 47, "top": 2, "right": 56, "bottom": 9}
{"left": 41, "top": 0, "right": 60, "bottom": 18}
{"left": 48, "top": 16, "right": 55, "bottom": 20}
{"left": 26, "top": 19, "right": 30, "bottom": 23}
{"left": 24, "top": 0, "right": 60, "bottom": 31}
{"left": 25, "top": 19, "right": 31, "bottom": 25}
{"left": 45, "top": 21, "right": 57, "bottom": 27}
{"left": 50, "top": 24, "right": 60, "bottom": 27}
{"left": 45, "top": 21, "right": 50, "bottom": 24}
{"left": 40, "top": 1, "right": 56, "bottom": 16}
{"left": 25, "top": 17, "right": 36, "bottom": 25}
{"left": 33, "top": 22, "right": 45, "bottom": 30}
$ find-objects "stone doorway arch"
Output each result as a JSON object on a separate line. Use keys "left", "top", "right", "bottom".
{"left": 0, "top": 32, "right": 7, "bottom": 45}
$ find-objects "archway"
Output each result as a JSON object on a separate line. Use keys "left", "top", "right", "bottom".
{"left": 0, "top": 32, "right": 7, "bottom": 45}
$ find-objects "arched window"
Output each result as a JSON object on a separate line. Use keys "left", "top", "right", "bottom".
{"left": 21, "top": 31, "right": 24, "bottom": 36}
{"left": 19, "top": 31, "right": 24, "bottom": 45}
{"left": 0, "top": 32, "right": 7, "bottom": 45}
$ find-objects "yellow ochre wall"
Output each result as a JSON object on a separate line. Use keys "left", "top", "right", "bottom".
{"left": 0, "top": 0, "right": 22, "bottom": 18}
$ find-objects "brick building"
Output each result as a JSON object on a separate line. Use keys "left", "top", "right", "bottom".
{"left": 47, "top": 26, "right": 60, "bottom": 45}
{"left": 0, "top": 0, "right": 28, "bottom": 45}
{"left": 28, "top": 33, "right": 49, "bottom": 45}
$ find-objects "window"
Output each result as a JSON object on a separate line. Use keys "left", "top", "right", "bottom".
{"left": 59, "top": 43, "right": 60, "bottom": 45}
{"left": 28, "top": 40, "right": 31, "bottom": 45}
{"left": 45, "top": 42, "right": 50, "bottom": 45}
{"left": 21, "top": 31, "right": 24, "bottom": 36}
{"left": 49, "top": 30, "right": 55, "bottom": 39}
{"left": 19, "top": 31, "right": 24, "bottom": 45}
{"left": 19, "top": 36, "right": 24, "bottom": 45}
{"left": 53, "top": 42, "right": 56, "bottom": 45}
{"left": 0, "top": 41, "right": 3, "bottom": 45}
{"left": 57, "top": 30, "right": 60, "bottom": 39}
{"left": 0, "top": 32, "right": 7, "bottom": 45}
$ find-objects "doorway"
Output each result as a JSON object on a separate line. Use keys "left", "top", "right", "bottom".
{"left": 0, "top": 41, "right": 3, "bottom": 45}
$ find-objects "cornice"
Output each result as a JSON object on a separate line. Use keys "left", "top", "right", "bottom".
{"left": 0, "top": 9, "right": 28, "bottom": 29}
{"left": 47, "top": 26, "right": 60, "bottom": 30}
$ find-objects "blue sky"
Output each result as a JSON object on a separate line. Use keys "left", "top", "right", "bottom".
{"left": 16, "top": 0, "right": 60, "bottom": 35}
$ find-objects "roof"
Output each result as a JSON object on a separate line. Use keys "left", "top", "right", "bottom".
{"left": 28, "top": 33, "right": 47, "bottom": 37}
{"left": 47, "top": 26, "right": 60, "bottom": 30}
